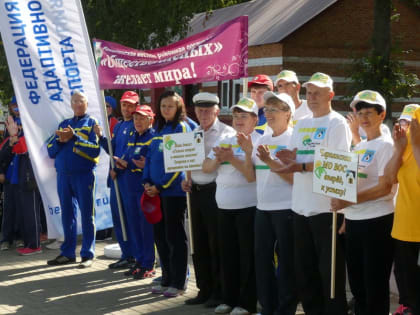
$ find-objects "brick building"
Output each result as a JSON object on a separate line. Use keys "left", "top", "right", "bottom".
{"left": 178, "top": 0, "right": 419, "bottom": 120}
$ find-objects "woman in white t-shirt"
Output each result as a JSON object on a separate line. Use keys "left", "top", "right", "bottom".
{"left": 331, "top": 90, "right": 396, "bottom": 315}
{"left": 247, "top": 92, "right": 298, "bottom": 314}
{"left": 202, "top": 97, "right": 261, "bottom": 315}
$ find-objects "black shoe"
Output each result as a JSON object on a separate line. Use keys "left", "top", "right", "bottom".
{"left": 79, "top": 257, "right": 93, "bottom": 268}
{"left": 108, "top": 258, "right": 134, "bottom": 269}
{"left": 124, "top": 263, "right": 140, "bottom": 276}
{"left": 132, "top": 267, "right": 156, "bottom": 280}
{"left": 205, "top": 297, "right": 222, "bottom": 308}
{"left": 47, "top": 255, "right": 76, "bottom": 266}
{"left": 185, "top": 292, "right": 209, "bottom": 305}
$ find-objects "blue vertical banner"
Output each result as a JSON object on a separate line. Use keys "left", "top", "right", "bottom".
{"left": 0, "top": 0, "right": 113, "bottom": 238}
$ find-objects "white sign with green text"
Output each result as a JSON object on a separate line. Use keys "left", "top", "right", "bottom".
{"left": 313, "top": 146, "right": 358, "bottom": 203}
{"left": 163, "top": 131, "right": 205, "bottom": 172}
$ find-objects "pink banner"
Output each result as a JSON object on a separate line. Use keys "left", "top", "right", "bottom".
{"left": 94, "top": 16, "right": 248, "bottom": 89}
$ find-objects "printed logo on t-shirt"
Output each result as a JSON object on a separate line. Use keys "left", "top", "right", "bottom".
{"left": 158, "top": 142, "right": 163, "bottom": 152}
{"left": 361, "top": 150, "right": 375, "bottom": 163}
{"left": 302, "top": 135, "right": 313, "bottom": 146}
{"left": 314, "top": 128, "right": 327, "bottom": 140}
{"left": 299, "top": 127, "right": 328, "bottom": 147}
{"left": 134, "top": 147, "right": 141, "bottom": 154}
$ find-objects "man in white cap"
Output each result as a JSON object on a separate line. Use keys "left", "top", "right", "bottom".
{"left": 331, "top": 90, "right": 396, "bottom": 314}
{"left": 274, "top": 72, "right": 351, "bottom": 314}
{"left": 182, "top": 92, "right": 234, "bottom": 307}
{"left": 275, "top": 70, "right": 312, "bottom": 125}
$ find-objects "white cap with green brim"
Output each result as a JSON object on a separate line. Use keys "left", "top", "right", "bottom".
{"left": 302, "top": 72, "right": 333, "bottom": 90}
{"left": 275, "top": 70, "right": 299, "bottom": 86}
{"left": 231, "top": 97, "right": 258, "bottom": 116}
{"left": 399, "top": 104, "right": 420, "bottom": 121}
{"left": 350, "top": 90, "right": 386, "bottom": 110}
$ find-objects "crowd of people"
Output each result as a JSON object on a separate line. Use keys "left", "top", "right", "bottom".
{"left": 1, "top": 69, "right": 419, "bottom": 315}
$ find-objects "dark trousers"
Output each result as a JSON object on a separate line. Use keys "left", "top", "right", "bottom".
{"left": 394, "top": 239, "right": 420, "bottom": 315}
{"left": 294, "top": 212, "right": 347, "bottom": 315}
{"left": 154, "top": 196, "right": 188, "bottom": 290}
{"left": 346, "top": 214, "right": 394, "bottom": 315}
{"left": 255, "top": 209, "right": 298, "bottom": 315}
{"left": 19, "top": 189, "right": 42, "bottom": 249}
{"left": 190, "top": 182, "right": 221, "bottom": 299}
{"left": 218, "top": 207, "right": 257, "bottom": 313}
{"left": 1, "top": 183, "right": 21, "bottom": 244}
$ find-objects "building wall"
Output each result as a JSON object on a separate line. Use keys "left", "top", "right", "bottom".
{"left": 281, "top": 0, "right": 420, "bottom": 115}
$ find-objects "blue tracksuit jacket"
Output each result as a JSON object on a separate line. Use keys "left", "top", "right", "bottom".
{"left": 143, "top": 121, "right": 190, "bottom": 197}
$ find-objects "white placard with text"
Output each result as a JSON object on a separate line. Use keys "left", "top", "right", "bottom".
{"left": 313, "top": 146, "right": 358, "bottom": 203}
{"left": 163, "top": 131, "right": 205, "bottom": 172}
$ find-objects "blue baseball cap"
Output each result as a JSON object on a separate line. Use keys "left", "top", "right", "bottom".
{"left": 9, "top": 95, "right": 17, "bottom": 105}
{"left": 105, "top": 96, "right": 117, "bottom": 109}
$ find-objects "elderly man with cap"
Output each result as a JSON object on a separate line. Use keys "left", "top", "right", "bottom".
{"left": 46, "top": 91, "right": 100, "bottom": 268}
{"left": 248, "top": 74, "right": 274, "bottom": 134}
{"left": 182, "top": 92, "right": 235, "bottom": 307}
{"left": 275, "top": 70, "right": 312, "bottom": 125}
{"left": 331, "top": 90, "right": 396, "bottom": 315}
{"left": 275, "top": 72, "right": 351, "bottom": 314}
{"left": 94, "top": 91, "right": 139, "bottom": 270}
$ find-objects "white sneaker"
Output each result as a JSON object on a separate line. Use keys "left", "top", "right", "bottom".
{"left": 15, "top": 240, "right": 24, "bottom": 248}
{"left": 46, "top": 240, "right": 63, "bottom": 250}
{"left": 230, "top": 307, "right": 250, "bottom": 315}
{"left": 151, "top": 285, "right": 168, "bottom": 294}
{"left": 215, "top": 304, "right": 232, "bottom": 314}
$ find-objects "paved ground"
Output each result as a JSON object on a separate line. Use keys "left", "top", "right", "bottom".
{"left": 0, "top": 239, "right": 399, "bottom": 315}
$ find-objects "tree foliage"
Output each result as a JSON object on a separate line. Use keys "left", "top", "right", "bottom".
{"left": 0, "top": 0, "right": 248, "bottom": 104}
{"left": 82, "top": 0, "right": 247, "bottom": 49}
{"left": 348, "top": 0, "right": 419, "bottom": 119}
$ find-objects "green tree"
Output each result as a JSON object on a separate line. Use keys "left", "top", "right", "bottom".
{"left": 348, "top": 0, "right": 419, "bottom": 120}
{"left": 0, "top": 0, "right": 248, "bottom": 104}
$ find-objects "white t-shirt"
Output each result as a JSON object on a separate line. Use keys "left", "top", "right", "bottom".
{"left": 191, "top": 118, "right": 235, "bottom": 184}
{"left": 359, "top": 123, "right": 391, "bottom": 140}
{"left": 293, "top": 100, "right": 312, "bottom": 126}
{"left": 289, "top": 111, "right": 352, "bottom": 216}
{"left": 253, "top": 129, "right": 293, "bottom": 211}
{"left": 344, "top": 135, "right": 396, "bottom": 220}
{"left": 208, "top": 131, "right": 261, "bottom": 210}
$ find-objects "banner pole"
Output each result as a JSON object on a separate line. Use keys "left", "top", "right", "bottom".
{"left": 243, "top": 77, "right": 248, "bottom": 97}
{"left": 186, "top": 171, "right": 194, "bottom": 255}
{"left": 330, "top": 211, "right": 337, "bottom": 299}
{"left": 100, "top": 90, "right": 128, "bottom": 241}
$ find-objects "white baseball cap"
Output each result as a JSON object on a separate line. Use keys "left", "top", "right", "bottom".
{"left": 264, "top": 91, "right": 295, "bottom": 115}
{"left": 350, "top": 90, "right": 386, "bottom": 110}
{"left": 302, "top": 72, "right": 333, "bottom": 90}
{"left": 231, "top": 97, "right": 258, "bottom": 116}
{"left": 274, "top": 70, "right": 299, "bottom": 86}
{"left": 399, "top": 104, "right": 420, "bottom": 121}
